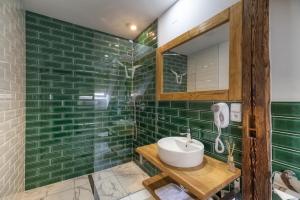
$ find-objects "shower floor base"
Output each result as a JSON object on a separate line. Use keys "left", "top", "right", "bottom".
{"left": 18, "top": 161, "right": 154, "bottom": 200}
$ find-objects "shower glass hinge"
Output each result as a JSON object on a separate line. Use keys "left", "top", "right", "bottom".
{"left": 139, "top": 154, "right": 143, "bottom": 165}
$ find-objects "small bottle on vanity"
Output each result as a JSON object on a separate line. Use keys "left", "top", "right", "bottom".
{"left": 226, "top": 140, "right": 236, "bottom": 172}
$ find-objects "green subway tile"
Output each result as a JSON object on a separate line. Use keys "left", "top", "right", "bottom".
{"left": 40, "top": 33, "right": 62, "bottom": 42}
{"left": 53, "top": 119, "right": 73, "bottom": 126}
{"left": 35, "top": 177, "right": 62, "bottom": 189}
{"left": 74, "top": 59, "right": 92, "bottom": 66}
{"left": 39, "top": 61, "right": 62, "bottom": 68}
{"left": 27, "top": 121, "right": 50, "bottom": 128}
{"left": 200, "top": 111, "right": 213, "bottom": 121}
{"left": 40, "top": 87, "right": 62, "bottom": 94}
{"left": 272, "top": 161, "right": 300, "bottom": 178}
{"left": 52, "top": 29, "right": 73, "bottom": 38}
{"left": 26, "top": 15, "right": 37, "bottom": 23}
{"left": 64, "top": 38, "right": 83, "bottom": 47}
{"left": 52, "top": 42, "right": 73, "bottom": 51}
{"left": 27, "top": 23, "right": 50, "bottom": 33}
{"left": 52, "top": 69, "right": 73, "bottom": 76}
{"left": 39, "top": 152, "right": 62, "bottom": 160}
{"left": 273, "top": 132, "right": 300, "bottom": 151}
{"left": 27, "top": 52, "right": 50, "bottom": 60}
{"left": 39, "top": 164, "right": 62, "bottom": 175}
{"left": 171, "top": 101, "right": 188, "bottom": 109}
{"left": 39, "top": 19, "right": 62, "bottom": 30}
{"left": 40, "top": 47, "right": 62, "bottom": 55}
{"left": 74, "top": 35, "right": 93, "bottom": 43}
{"left": 273, "top": 117, "right": 300, "bottom": 134}
{"left": 39, "top": 126, "right": 62, "bottom": 134}
{"left": 40, "top": 139, "right": 62, "bottom": 147}
{"left": 26, "top": 160, "right": 50, "bottom": 169}
{"left": 53, "top": 107, "right": 73, "bottom": 112}
{"left": 51, "top": 168, "right": 73, "bottom": 178}
{"left": 27, "top": 43, "right": 38, "bottom": 51}
{"left": 40, "top": 74, "right": 62, "bottom": 81}
{"left": 74, "top": 47, "right": 92, "bottom": 55}
{"left": 164, "top": 108, "right": 178, "bottom": 116}
{"left": 64, "top": 51, "right": 83, "bottom": 59}
{"left": 272, "top": 102, "right": 300, "bottom": 117}
{"left": 26, "top": 37, "right": 50, "bottom": 47}
{"left": 53, "top": 56, "right": 73, "bottom": 63}
{"left": 63, "top": 26, "right": 84, "bottom": 35}
{"left": 26, "top": 174, "right": 50, "bottom": 185}
{"left": 273, "top": 147, "right": 300, "bottom": 166}
{"left": 170, "top": 116, "right": 188, "bottom": 126}
{"left": 189, "top": 101, "right": 212, "bottom": 110}
{"left": 53, "top": 131, "right": 73, "bottom": 138}
{"left": 179, "top": 110, "right": 199, "bottom": 119}
{"left": 189, "top": 119, "right": 213, "bottom": 131}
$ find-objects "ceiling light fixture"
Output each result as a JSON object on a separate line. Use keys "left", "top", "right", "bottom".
{"left": 129, "top": 24, "right": 137, "bottom": 31}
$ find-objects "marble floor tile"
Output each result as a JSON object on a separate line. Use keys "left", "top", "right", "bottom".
{"left": 74, "top": 175, "right": 90, "bottom": 187}
{"left": 113, "top": 161, "right": 149, "bottom": 194}
{"left": 46, "top": 184, "right": 94, "bottom": 200}
{"left": 128, "top": 189, "right": 154, "bottom": 200}
{"left": 92, "top": 168, "right": 114, "bottom": 181}
{"left": 116, "top": 173, "right": 149, "bottom": 194}
{"left": 93, "top": 175, "right": 128, "bottom": 200}
{"left": 21, "top": 187, "right": 47, "bottom": 200}
{"left": 46, "top": 188, "right": 75, "bottom": 200}
{"left": 17, "top": 161, "right": 150, "bottom": 200}
{"left": 119, "top": 196, "right": 131, "bottom": 200}
{"left": 74, "top": 184, "right": 94, "bottom": 200}
{"left": 46, "top": 179, "right": 74, "bottom": 195}
{"left": 112, "top": 162, "right": 145, "bottom": 176}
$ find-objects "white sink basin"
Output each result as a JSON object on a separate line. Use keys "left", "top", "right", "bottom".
{"left": 157, "top": 137, "right": 204, "bottom": 168}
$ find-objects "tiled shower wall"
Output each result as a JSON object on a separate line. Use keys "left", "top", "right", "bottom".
{"left": 133, "top": 22, "right": 243, "bottom": 175}
{"left": 25, "top": 12, "right": 134, "bottom": 190}
{"left": 163, "top": 54, "right": 187, "bottom": 93}
{"left": 0, "top": 0, "right": 25, "bottom": 199}
{"left": 272, "top": 102, "right": 300, "bottom": 178}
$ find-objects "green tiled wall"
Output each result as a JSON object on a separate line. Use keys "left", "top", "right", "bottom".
{"left": 135, "top": 21, "right": 157, "bottom": 48}
{"left": 163, "top": 53, "right": 187, "bottom": 93}
{"left": 272, "top": 102, "right": 300, "bottom": 178}
{"left": 25, "top": 9, "right": 244, "bottom": 190}
{"left": 133, "top": 21, "right": 243, "bottom": 176}
{"left": 25, "top": 12, "right": 135, "bottom": 189}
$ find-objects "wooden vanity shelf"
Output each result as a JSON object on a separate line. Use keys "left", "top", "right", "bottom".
{"left": 137, "top": 144, "right": 241, "bottom": 200}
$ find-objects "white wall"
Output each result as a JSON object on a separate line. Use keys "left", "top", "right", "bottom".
{"left": 270, "top": 0, "right": 300, "bottom": 101}
{"left": 157, "top": 0, "right": 239, "bottom": 47}
{"left": 187, "top": 41, "right": 229, "bottom": 92}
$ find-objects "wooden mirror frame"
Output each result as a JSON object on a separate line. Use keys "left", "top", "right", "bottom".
{"left": 156, "top": 3, "right": 242, "bottom": 101}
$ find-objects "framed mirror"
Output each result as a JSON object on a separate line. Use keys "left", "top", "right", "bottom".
{"left": 156, "top": 3, "right": 242, "bottom": 101}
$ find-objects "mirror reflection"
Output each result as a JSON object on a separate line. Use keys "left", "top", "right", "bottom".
{"left": 163, "top": 23, "right": 229, "bottom": 93}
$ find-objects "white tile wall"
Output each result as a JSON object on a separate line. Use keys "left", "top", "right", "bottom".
{"left": 187, "top": 41, "right": 229, "bottom": 92}
{"left": 0, "top": 0, "right": 25, "bottom": 199}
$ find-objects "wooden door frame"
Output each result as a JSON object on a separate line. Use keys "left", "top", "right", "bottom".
{"left": 242, "top": 0, "right": 271, "bottom": 199}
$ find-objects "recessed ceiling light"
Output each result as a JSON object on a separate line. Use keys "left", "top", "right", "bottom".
{"left": 130, "top": 24, "right": 137, "bottom": 31}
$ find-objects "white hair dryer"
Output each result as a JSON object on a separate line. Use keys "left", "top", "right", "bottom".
{"left": 211, "top": 103, "right": 229, "bottom": 153}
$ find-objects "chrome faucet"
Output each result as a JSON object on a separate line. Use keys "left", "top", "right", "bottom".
{"left": 180, "top": 128, "right": 192, "bottom": 143}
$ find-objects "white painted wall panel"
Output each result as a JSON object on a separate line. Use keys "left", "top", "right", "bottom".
{"left": 158, "top": 0, "right": 239, "bottom": 46}
{"left": 270, "top": 0, "right": 300, "bottom": 101}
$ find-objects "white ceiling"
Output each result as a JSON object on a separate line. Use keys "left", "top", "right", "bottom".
{"left": 24, "top": 0, "right": 178, "bottom": 39}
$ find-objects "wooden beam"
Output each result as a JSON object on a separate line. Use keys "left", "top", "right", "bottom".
{"left": 242, "top": 0, "right": 271, "bottom": 199}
